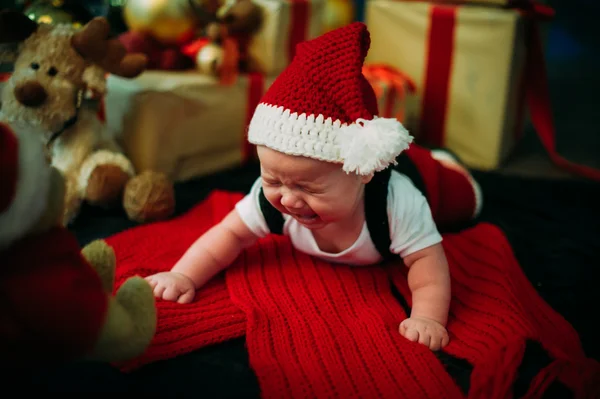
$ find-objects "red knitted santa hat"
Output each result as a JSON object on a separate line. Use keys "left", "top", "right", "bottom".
{"left": 0, "top": 122, "right": 52, "bottom": 249}
{"left": 247, "top": 22, "right": 413, "bottom": 175}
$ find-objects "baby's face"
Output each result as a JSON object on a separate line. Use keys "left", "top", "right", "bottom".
{"left": 257, "top": 146, "right": 371, "bottom": 230}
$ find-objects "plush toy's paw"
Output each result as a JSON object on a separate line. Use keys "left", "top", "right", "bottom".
{"left": 81, "top": 239, "right": 116, "bottom": 293}
{"left": 79, "top": 150, "right": 135, "bottom": 207}
{"left": 123, "top": 170, "right": 176, "bottom": 223}
{"left": 90, "top": 277, "right": 157, "bottom": 363}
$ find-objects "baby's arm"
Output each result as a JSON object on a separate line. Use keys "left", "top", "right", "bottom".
{"left": 146, "top": 209, "right": 259, "bottom": 303}
{"left": 173, "top": 209, "right": 259, "bottom": 286}
{"left": 399, "top": 243, "right": 451, "bottom": 350}
{"left": 404, "top": 243, "right": 451, "bottom": 325}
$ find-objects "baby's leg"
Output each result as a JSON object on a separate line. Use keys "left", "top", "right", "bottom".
{"left": 396, "top": 144, "right": 482, "bottom": 228}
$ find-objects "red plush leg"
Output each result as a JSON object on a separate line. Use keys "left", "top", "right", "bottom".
{"left": 403, "top": 144, "right": 482, "bottom": 227}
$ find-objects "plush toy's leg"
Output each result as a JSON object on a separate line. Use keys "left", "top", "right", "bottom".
{"left": 89, "top": 277, "right": 157, "bottom": 363}
{"left": 78, "top": 150, "right": 135, "bottom": 207}
{"left": 81, "top": 239, "right": 116, "bottom": 293}
{"left": 399, "top": 144, "right": 483, "bottom": 228}
{"left": 81, "top": 240, "right": 157, "bottom": 362}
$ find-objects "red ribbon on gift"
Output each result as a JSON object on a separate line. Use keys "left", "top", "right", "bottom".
{"left": 420, "top": 1, "right": 600, "bottom": 180}
{"left": 288, "top": 0, "right": 310, "bottom": 62}
{"left": 362, "top": 64, "right": 416, "bottom": 123}
{"left": 420, "top": 5, "right": 456, "bottom": 148}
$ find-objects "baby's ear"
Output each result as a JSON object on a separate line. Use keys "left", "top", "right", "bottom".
{"left": 82, "top": 64, "right": 106, "bottom": 98}
{"left": 361, "top": 172, "right": 375, "bottom": 184}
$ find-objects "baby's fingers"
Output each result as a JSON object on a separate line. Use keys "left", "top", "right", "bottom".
{"left": 441, "top": 332, "right": 450, "bottom": 348}
{"left": 400, "top": 322, "right": 420, "bottom": 342}
{"left": 177, "top": 289, "right": 196, "bottom": 304}
{"left": 162, "top": 285, "right": 183, "bottom": 302}
{"left": 152, "top": 283, "right": 166, "bottom": 299}
{"left": 429, "top": 336, "right": 443, "bottom": 351}
{"left": 418, "top": 330, "right": 431, "bottom": 348}
{"left": 145, "top": 276, "right": 158, "bottom": 289}
{"left": 429, "top": 330, "right": 450, "bottom": 351}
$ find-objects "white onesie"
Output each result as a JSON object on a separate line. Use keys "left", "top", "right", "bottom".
{"left": 235, "top": 170, "right": 442, "bottom": 266}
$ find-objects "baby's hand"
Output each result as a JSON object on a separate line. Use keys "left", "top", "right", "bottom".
{"left": 399, "top": 316, "right": 449, "bottom": 351}
{"left": 145, "top": 272, "right": 196, "bottom": 304}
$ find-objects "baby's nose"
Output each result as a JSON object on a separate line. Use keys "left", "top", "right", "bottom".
{"left": 280, "top": 192, "right": 303, "bottom": 209}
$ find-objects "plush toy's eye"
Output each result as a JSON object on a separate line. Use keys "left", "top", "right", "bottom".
{"left": 47, "top": 67, "right": 58, "bottom": 77}
{"left": 30, "top": 62, "right": 39, "bottom": 70}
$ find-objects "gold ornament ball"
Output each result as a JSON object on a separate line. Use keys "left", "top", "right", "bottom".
{"left": 123, "top": 0, "right": 197, "bottom": 45}
{"left": 322, "top": 0, "right": 355, "bottom": 34}
{"left": 196, "top": 43, "right": 224, "bottom": 76}
{"left": 123, "top": 170, "right": 176, "bottom": 223}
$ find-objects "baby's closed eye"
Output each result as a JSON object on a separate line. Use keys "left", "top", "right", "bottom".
{"left": 299, "top": 186, "right": 324, "bottom": 194}
{"left": 262, "top": 178, "right": 281, "bottom": 187}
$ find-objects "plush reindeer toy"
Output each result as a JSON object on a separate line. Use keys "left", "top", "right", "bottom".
{"left": 0, "top": 11, "right": 175, "bottom": 225}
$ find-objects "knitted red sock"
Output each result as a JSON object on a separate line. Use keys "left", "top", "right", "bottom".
{"left": 404, "top": 144, "right": 482, "bottom": 228}
{"left": 106, "top": 191, "right": 246, "bottom": 372}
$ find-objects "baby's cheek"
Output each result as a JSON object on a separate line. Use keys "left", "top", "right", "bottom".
{"left": 263, "top": 188, "right": 279, "bottom": 203}
{"left": 313, "top": 202, "right": 344, "bottom": 218}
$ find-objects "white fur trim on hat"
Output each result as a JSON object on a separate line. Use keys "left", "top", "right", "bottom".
{"left": 248, "top": 103, "right": 413, "bottom": 175}
{"left": 0, "top": 130, "right": 52, "bottom": 250}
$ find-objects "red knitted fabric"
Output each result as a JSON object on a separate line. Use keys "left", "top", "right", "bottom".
{"left": 405, "top": 144, "right": 481, "bottom": 226}
{"left": 109, "top": 191, "right": 600, "bottom": 398}
{"left": 260, "top": 22, "right": 378, "bottom": 123}
{"left": 105, "top": 192, "right": 246, "bottom": 372}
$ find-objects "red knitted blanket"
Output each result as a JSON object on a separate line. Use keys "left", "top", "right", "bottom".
{"left": 106, "top": 191, "right": 600, "bottom": 399}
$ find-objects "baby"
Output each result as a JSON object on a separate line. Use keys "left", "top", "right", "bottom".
{"left": 147, "top": 22, "right": 453, "bottom": 351}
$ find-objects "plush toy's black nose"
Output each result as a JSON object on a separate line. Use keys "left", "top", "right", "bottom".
{"left": 14, "top": 81, "right": 47, "bottom": 107}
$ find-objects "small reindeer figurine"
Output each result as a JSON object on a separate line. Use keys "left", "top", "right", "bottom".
{"left": 0, "top": 11, "right": 175, "bottom": 225}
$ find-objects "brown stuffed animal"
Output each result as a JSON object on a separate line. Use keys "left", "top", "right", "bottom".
{"left": 0, "top": 122, "right": 157, "bottom": 367}
{"left": 0, "top": 11, "right": 176, "bottom": 226}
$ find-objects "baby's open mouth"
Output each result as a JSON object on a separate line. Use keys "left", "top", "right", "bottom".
{"left": 293, "top": 213, "right": 317, "bottom": 221}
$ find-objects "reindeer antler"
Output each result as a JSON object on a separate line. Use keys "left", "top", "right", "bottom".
{"left": 0, "top": 9, "right": 38, "bottom": 44}
{"left": 71, "top": 17, "right": 147, "bottom": 78}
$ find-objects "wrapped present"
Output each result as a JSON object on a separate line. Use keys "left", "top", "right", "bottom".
{"left": 366, "top": 1, "right": 600, "bottom": 180}
{"left": 104, "top": 72, "right": 274, "bottom": 182}
{"left": 362, "top": 64, "right": 417, "bottom": 129}
{"left": 365, "top": 0, "right": 536, "bottom": 170}
{"left": 248, "top": 0, "right": 325, "bottom": 75}
{"left": 322, "top": 0, "right": 356, "bottom": 34}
